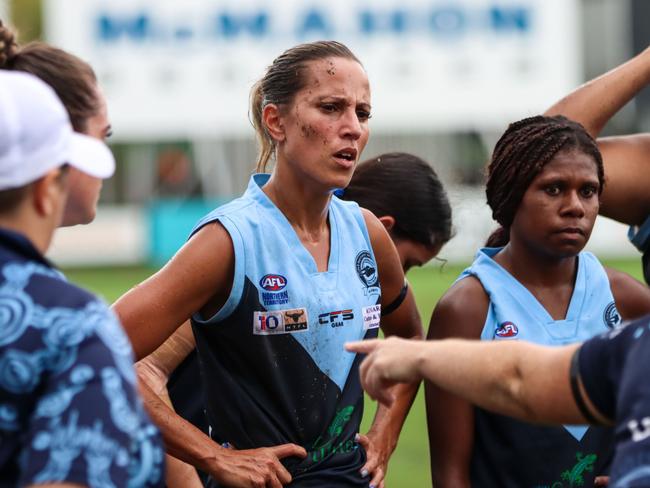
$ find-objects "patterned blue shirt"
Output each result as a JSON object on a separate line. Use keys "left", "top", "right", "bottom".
{"left": 0, "top": 228, "right": 164, "bottom": 487}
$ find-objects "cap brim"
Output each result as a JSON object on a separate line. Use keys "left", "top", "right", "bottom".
{"left": 67, "top": 132, "right": 115, "bottom": 179}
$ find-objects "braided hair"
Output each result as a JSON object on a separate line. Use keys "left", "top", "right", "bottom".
{"left": 485, "top": 115, "right": 604, "bottom": 247}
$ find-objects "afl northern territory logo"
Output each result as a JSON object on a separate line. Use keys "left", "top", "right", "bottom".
{"left": 259, "top": 274, "right": 287, "bottom": 291}
{"left": 355, "top": 251, "right": 379, "bottom": 295}
{"left": 495, "top": 321, "right": 518, "bottom": 338}
{"left": 603, "top": 301, "right": 621, "bottom": 329}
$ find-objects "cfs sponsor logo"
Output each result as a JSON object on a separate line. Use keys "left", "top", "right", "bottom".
{"left": 318, "top": 309, "right": 354, "bottom": 328}
{"left": 495, "top": 321, "right": 518, "bottom": 338}
{"left": 603, "top": 301, "right": 621, "bottom": 329}
{"left": 362, "top": 305, "right": 381, "bottom": 330}
{"left": 355, "top": 251, "right": 380, "bottom": 295}
{"left": 253, "top": 308, "right": 308, "bottom": 335}
{"left": 259, "top": 274, "right": 289, "bottom": 306}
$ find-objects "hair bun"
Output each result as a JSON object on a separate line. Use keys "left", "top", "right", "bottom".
{"left": 0, "top": 20, "right": 19, "bottom": 67}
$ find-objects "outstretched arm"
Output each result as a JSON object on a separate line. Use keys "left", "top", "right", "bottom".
{"left": 545, "top": 47, "right": 650, "bottom": 225}
{"left": 346, "top": 338, "right": 610, "bottom": 427}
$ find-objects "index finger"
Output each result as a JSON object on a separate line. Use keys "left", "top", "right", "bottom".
{"left": 269, "top": 443, "right": 307, "bottom": 459}
{"left": 345, "top": 339, "right": 380, "bottom": 354}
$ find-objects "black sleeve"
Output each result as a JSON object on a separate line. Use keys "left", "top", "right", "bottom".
{"left": 573, "top": 321, "right": 642, "bottom": 423}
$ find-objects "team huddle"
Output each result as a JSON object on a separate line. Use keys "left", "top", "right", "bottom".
{"left": 2, "top": 17, "right": 650, "bottom": 488}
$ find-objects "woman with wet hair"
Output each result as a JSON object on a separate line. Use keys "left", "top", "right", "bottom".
{"left": 116, "top": 41, "right": 423, "bottom": 488}
{"left": 425, "top": 114, "right": 650, "bottom": 488}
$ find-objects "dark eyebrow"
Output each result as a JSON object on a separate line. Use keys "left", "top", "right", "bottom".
{"left": 317, "top": 96, "right": 371, "bottom": 110}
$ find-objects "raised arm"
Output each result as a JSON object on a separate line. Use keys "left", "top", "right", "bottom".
{"left": 423, "top": 277, "right": 488, "bottom": 488}
{"left": 545, "top": 47, "right": 650, "bottom": 225}
{"left": 544, "top": 47, "right": 650, "bottom": 137}
{"left": 359, "top": 209, "right": 424, "bottom": 488}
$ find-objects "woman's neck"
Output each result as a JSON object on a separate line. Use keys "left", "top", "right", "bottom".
{"left": 262, "top": 166, "right": 331, "bottom": 236}
{"left": 494, "top": 240, "right": 578, "bottom": 288}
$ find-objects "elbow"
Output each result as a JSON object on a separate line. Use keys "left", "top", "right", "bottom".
{"left": 136, "top": 357, "right": 170, "bottom": 398}
{"left": 502, "top": 364, "right": 538, "bottom": 422}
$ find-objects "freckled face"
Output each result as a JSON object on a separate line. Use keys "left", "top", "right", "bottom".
{"left": 275, "top": 57, "right": 371, "bottom": 190}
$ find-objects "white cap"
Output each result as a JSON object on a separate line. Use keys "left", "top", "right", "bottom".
{"left": 0, "top": 70, "right": 115, "bottom": 191}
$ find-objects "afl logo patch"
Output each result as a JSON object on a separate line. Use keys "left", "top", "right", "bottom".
{"left": 259, "top": 274, "right": 287, "bottom": 291}
{"left": 495, "top": 321, "right": 518, "bottom": 338}
{"left": 603, "top": 301, "right": 621, "bottom": 329}
{"left": 355, "top": 251, "right": 379, "bottom": 295}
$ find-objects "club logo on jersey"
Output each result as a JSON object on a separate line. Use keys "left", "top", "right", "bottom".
{"left": 495, "top": 321, "right": 518, "bottom": 338}
{"left": 355, "top": 251, "right": 380, "bottom": 295}
{"left": 253, "top": 308, "right": 308, "bottom": 335}
{"left": 259, "top": 274, "right": 289, "bottom": 306}
{"left": 603, "top": 301, "right": 621, "bottom": 329}
{"left": 362, "top": 305, "right": 381, "bottom": 330}
{"left": 318, "top": 309, "right": 354, "bottom": 328}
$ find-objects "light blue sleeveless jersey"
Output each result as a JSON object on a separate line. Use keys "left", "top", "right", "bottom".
{"left": 460, "top": 247, "right": 619, "bottom": 487}
{"left": 189, "top": 174, "right": 381, "bottom": 486}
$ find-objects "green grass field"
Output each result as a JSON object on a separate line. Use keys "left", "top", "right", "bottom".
{"left": 64, "top": 258, "right": 645, "bottom": 487}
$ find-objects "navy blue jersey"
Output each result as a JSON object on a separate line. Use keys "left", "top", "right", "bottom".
{"left": 459, "top": 248, "right": 617, "bottom": 487}
{"left": 628, "top": 215, "right": 650, "bottom": 285}
{"left": 0, "top": 228, "right": 164, "bottom": 488}
{"left": 576, "top": 317, "right": 650, "bottom": 487}
{"left": 190, "top": 174, "right": 381, "bottom": 487}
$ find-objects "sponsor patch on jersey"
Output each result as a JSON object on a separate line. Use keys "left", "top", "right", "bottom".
{"left": 253, "top": 308, "right": 308, "bottom": 335}
{"left": 259, "top": 274, "right": 289, "bottom": 305}
{"left": 603, "top": 301, "right": 621, "bottom": 329}
{"left": 355, "top": 251, "right": 380, "bottom": 296}
{"left": 362, "top": 305, "right": 381, "bottom": 330}
{"left": 495, "top": 321, "right": 518, "bottom": 338}
{"left": 318, "top": 309, "right": 354, "bottom": 328}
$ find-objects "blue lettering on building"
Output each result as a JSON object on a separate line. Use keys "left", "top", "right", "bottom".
{"left": 94, "top": 4, "right": 533, "bottom": 45}
{"left": 216, "top": 12, "right": 269, "bottom": 38}
{"left": 296, "top": 9, "right": 332, "bottom": 37}
{"left": 97, "top": 13, "right": 151, "bottom": 42}
{"left": 359, "top": 10, "right": 408, "bottom": 35}
{"left": 489, "top": 6, "right": 530, "bottom": 33}
{"left": 430, "top": 7, "right": 466, "bottom": 37}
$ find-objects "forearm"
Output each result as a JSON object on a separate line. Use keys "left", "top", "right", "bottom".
{"left": 545, "top": 47, "right": 650, "bottom": 136}
{"left": 367, "top": 381, "right": 418, "bottom": 452}
{"left": 415, "top": 339, "right": 579, "bottom": 424}
{"left": 139, "top": 379, "right": 221, "bottom": 473}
